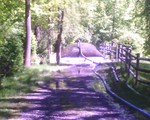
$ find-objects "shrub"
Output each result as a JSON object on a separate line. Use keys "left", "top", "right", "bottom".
{"left": 0, "top": 36, "right": 23, "bottom": 77}
{"left": 119, "top": 32, "right": 145, "bottom": 55}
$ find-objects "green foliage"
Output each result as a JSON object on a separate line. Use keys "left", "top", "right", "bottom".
{"left": 0, "top": 36, "right": 23, "bottom": 77}
{"left": 143, "top": 0, "right": 150, "bottom": 55}
{"left": 0, "top": 64, "right": 69, "bottom": 119}
{"left": 131, "top": 0, "right": 150, "bottom": 56}
{"left": 0, "top": 0, "right": 25, "bottom": 86}
{"left": 119, "top": 32, "right": 145, "bottom": 55}
{"left": 139, "top": 62, "right": 150, "bottom": 82}
{"left": 91, "top": 0, "right": 114, "bottom": 42}
{"left": 0, "top": 64, "right": 67, "bottom": 95}
{"left": 0, "top": 69, "right": 39, "bottom": 97}
{"left": 29, "top": 0, "right": 150, "bottom": 57}
{"left": 0, "top": 0, "right": 24, "bottom": 33}
{"left": 31, "top": 31, "right": 37, "bottom": 55}
{"left": 106, "top": 66, "right": 150, "bottom": 119}
{"left": 0, "top": 0, "right": 149, "bottom": 70}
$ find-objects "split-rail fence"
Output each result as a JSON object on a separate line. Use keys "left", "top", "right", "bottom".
{"left": 99, "top": 42, "right": 150, "bottom": 85}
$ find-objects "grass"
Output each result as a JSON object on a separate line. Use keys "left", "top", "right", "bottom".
{"left": 139, "top": 62, "right": 150, "bottom": 81}
{"left": 0, "top": 64, "right": 68, "bottom": 119}
{"left": 88, "top": 79, "right": 106, "bottom": 93}
{"left": 94, "top": 62, "right": 150, "bottom": 120}
{"left": 108, "top": 76, "right": 150, "bottom": 109}
{"left": 129, "top": 61, "right": 150, "bottom": 82}
{"left": 0, "top": 62, "right": 149, "bottom": 119}
{"left": 106, "top": 63, "right": 150, "bottom": 120}
{"left": 120, "top": 62, "right": 150, "bottom": 97}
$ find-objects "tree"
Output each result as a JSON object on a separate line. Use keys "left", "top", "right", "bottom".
{"left": 0, "top": 0, "right": 24, "bottom": 40}
{"left": 56, "top": 9, "right": 64, "bottom": 64}
{"left": 24, "top": 0, "right": 150, "bottom": 62}
{"left": 0, "top": 0, "right": 24, "bottom": 87}
{"left": 24, "top": 0, "right": 32, "bottom": 67}
{"left": 143, "top": 0, "right": 150, "bottom": 55}
{"left": 31, "top": 0, "right": 68, "bottom": 64}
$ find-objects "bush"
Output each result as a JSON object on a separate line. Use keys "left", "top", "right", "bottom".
{"left": 119, "top": 32, "right": 145, "bottom": 55}
{"left": 0, "top": 36, "right": 23, "bottom": 77}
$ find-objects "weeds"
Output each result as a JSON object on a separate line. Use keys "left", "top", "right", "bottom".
{"left": 106, "top": 63, "right": 150, "bottom": 120}
{"left": 0, "top": 64, "right": 68, "bottom": 119}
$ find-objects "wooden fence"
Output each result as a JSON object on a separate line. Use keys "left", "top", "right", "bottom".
{"left": 99, "top": 42, "right": 150, "bottom": 85}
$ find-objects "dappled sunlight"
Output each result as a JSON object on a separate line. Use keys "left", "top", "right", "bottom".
{"left": 13, "top": 65, "right": 136, "bottom": 120}
{"left": 0, "top": 0, "right": 149, "bottom": 119}
{"left": 50, "top": 108, "right": 120, "bottom": 120}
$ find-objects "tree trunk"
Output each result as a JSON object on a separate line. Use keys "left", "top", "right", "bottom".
{"left": 56, "top": 9, "right": 64, "bottom": 64}
{"left": 56, "top": 34, "right": 62, "bottom": 64}
{"left": 47, "top": 34, "right": 51, "bottom": 64}
{"left": 24, "top": 0, "right": 31, "bottom": 67}
{"left": 34, "top": 26, "right": 40, "bottom": 47}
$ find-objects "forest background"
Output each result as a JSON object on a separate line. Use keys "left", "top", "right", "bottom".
{"left": 0, "top": 0, "right": 150, "bottom": 77}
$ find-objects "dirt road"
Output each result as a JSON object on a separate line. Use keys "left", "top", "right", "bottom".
{"left": 15, "top": 64, "right": 137, "bottom": 120}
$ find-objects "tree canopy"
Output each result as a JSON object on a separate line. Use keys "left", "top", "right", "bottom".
{"left": 0, "top": 0, "right": 150, "bottom": 76}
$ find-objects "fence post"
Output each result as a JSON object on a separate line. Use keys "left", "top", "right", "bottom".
{"left": 115, "top": 44, "right": 118, "bottom": 61}
{"left": 111, "top": 42, "right": 115, "bottom": 60}
{"left": 120, "top": 44, "right": 123, "bottom": 70}
{"left": 135, "top": 53, "right": 140, "bottom": 85}
{"left": 127, "top": 47, "right": 132, "bottom": 77}
{"left": 110, "top": 42, "right": 112, "bottom": 60}
{"left": 106, "top": 43, "right": 108, "bottom": 58}
{"left": 118, "top": 44, "right": 121, "bottom": 62}
{"left": 122, "top": 45, "right": 127, "bottom": 71}
{"left": 104, "top": 43, "right": 106, "bottom": 57}
{"left": 125, "top": 47, "right": 128, "bottom": 72}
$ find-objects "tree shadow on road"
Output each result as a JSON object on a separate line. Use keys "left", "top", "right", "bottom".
{"left": 16, "top": 73, "right": 123, "bottom": 120}
{"left": 0, "top": 65, "right": 135, "bottom": 120}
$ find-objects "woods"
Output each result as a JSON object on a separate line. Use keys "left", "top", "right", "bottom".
{"left": 0, "top": 0, "right": 150, "bottom": 76}
{"left": 0, "top": 1, "right": 150, "bottom": 119}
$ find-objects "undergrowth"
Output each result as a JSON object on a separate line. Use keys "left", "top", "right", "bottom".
{"left": 106, "top": 63, "right": 150, "bottom": 120}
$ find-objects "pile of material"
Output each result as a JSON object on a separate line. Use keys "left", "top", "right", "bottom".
{"left": 62, "top": 43, "right": 102, "bottom": 57}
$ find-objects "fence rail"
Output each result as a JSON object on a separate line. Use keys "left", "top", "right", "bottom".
{"left": 99, "top": 42, "right": 150, "bottom": 85}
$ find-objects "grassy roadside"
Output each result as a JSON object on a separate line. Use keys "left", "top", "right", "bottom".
{"left": 106, "top": 63, "right": 150, "bottom": 120}
{"left": 139, "top": 62, "right": 150, "bottom": 83}
{"left": 0, "top": 64, "right": 68, "bottom": 97}
{"left": 0, "top": 64, "right": 68, "bottom": 119}
{"left": 118, "top": 62, "right": 150, "bottom": 98}
{"left": 92, "top": 61, "right": 150, "bottom": 120}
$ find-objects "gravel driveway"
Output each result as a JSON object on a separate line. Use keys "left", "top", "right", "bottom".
{"left": 15, "top": 64, "right": 137, "bottom": 120}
